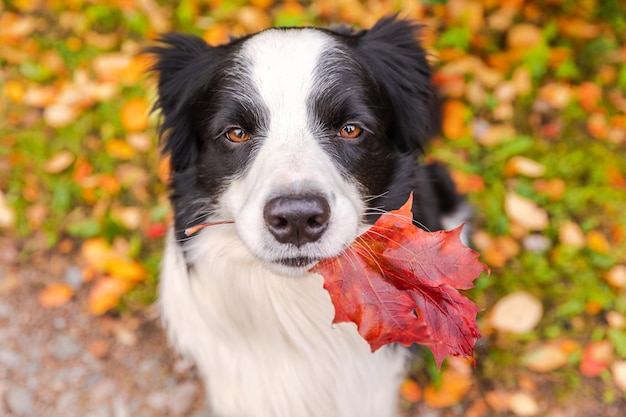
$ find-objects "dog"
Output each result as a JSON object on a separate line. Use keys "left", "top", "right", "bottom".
{"left": 148, "top": 16, "right": 470, "bottom": 417}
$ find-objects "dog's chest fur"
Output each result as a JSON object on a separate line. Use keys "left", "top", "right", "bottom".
{"left": 160, "top": 228, "right": 407, "bottom": 417}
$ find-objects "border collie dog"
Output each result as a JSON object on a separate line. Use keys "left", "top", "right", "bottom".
{"left": 150, "top": 16, "right": 468, "bottom": 417}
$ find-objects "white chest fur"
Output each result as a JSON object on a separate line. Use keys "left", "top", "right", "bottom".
{"left": 159, "top": 229, "right": 407, "bottom": 417}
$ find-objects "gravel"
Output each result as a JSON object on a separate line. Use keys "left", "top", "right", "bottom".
{"left": 0, "top": 251, "right": 209, "bottom": 417}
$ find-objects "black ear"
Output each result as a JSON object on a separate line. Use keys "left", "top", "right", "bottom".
{"left": 145, "top": 34, "right": 225, "bottom": 173}
{"left": 356, "top": 16, "right": 440, "bottom": 152}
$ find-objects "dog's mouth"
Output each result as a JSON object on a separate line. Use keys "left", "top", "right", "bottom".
{"left": 275, "top": 256, "right": 320, "bottom": 268}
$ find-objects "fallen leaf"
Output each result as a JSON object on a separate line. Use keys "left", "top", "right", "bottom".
{"left": 606, "top": 311, "right": 626, "bottom": 330}
{"left": 577, "top": 82, "right": 602, "bottom": 112}
{"left": 424, "top": 367, "right": 472, "bottom": 408}
{"left": 4, "top": 79, "right": 25, "bottom": 103}
{"left": 38, "top": 283, "right": 74, "bottom": 308}
{"left": 580, "top": 340, "right": 614, "bottom": 378}
{"left": 120, "top": 97, "right": 149, "bottom": 132}
{"left": 505, "top": 192, "right": 549, "bottom": 231}
{"left": 605, "top": 265, "right": 626, "bottom": 289}
{"left": 539, "top": 83, "right": 572, "bottom": 110}
{"left": 612, "top": 361, "right": 626, "bottom": 392}
{"left": 43, "top": 103, "right": 80, "bottom": 128}
{"left": 586, "top": 230, "right": 611, "bottom": 254}
{"left": 507, "top": 24, "right": 543, "bottom": 50}
{"left": 106, "top": 139, "right": 136, "bottom": 160}
{"left": 310, "top": 195, "right": 486, "bottom": 367}
{"left": 88, "top": 277, "right": 133, "bottom": 315}
{"left": 522, "top": 342, "right": 570, "bottom": 372}
{"left": 558, "top": 221, "right": 586, "bottom": 248}
{"left": 504, "top": 156, "right": 546, "bottom": 178}
{"left": 476, "top": 123, "right": 516, "bottom": 146}
{"left": 0, "top": 191, "right": 16, "bottom": 228}
{"left": 81, "top": 237, "right": 115, "bottom": 270}
{"left": 442, "top": 100, "right": 469, "bottom": 139}
{"left": 203, "top": 23, "right": 231, "bottom": 46}
{"left": 43, "top": 150, "right": 75, "bottom": 174}
{"left": 587, "top": 113, "right": 609, "bottom": 140}
{"left": 105, "top": 258, "right": 147, "bottom": 282}
{"left": 147, "top": 222, "right": 168, "bottom": 239}
{"left": 533, "top": 178, "right": 566, "bottom": 201}
{"left": 400, "top": 379, "right": 422, "bottom": 403}
{"left": 489, "top": 291, "right": 543, "bottom": 334}
{"left": 508, "top": 392, "right": 540, "bottom": 417}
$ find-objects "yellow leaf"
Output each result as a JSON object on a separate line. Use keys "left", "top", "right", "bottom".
{"left": 4, "top": 80, "right": 25, "bottom": 103}
{"left": 587, "top": 230, "right": 611, "bottom": 254}
{"left": 38, "top": 283, "right": 74, "bottom": 308}
{"left": 81, "top": 237, "right": 114, "bottom": 270}
{"left": 120, "top": 97, "right": 149, "bottom": 132}
{"left": 105, "top": 258, "right": 147, "bottom": 282}
{"left": 43, "top": 150, "right": 75, "bottom": 174}
{"left": 88, "top": 277, "right": 133, "bottom": 315}
{"left": 106, "top": 139, "right": 136, "bottom": 160}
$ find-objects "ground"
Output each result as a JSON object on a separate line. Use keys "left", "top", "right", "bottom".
{"left": 2, "top": 237, "right": 624, "bottom": 417}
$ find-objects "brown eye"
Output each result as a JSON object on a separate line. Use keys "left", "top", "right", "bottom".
{"left": 226, "top": 127, "right": 250, "bottom": 143}
{"left": 338, "top": 124, "right": 363, "bottom": 139}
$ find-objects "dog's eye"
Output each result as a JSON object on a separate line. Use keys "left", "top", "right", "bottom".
{"left": 226, "top": 127, "right": 250, "bottom": 143}
{"left": 338, "top": 124, "right": 363, "bottom": 139}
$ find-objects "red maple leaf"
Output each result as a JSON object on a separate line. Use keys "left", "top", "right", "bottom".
{"left": 309, "top": 194, "right": 487, "bottom": 368}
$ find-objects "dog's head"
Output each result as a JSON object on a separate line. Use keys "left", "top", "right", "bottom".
{"left": 149, "top": 16, "right": 439, "bottom": 274}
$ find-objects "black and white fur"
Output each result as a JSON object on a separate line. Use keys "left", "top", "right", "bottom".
{"left": 149, "top": 16, "right": 469, "bottom": 417}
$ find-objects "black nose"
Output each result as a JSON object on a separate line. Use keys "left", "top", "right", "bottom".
{"left": 263, "top": 195, "right": 331, "bottom": 247}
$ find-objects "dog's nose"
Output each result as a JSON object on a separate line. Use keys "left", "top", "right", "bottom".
{"left": 264, "top": 195, "right": 331, "bottom": 247}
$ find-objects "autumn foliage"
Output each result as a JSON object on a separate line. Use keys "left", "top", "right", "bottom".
{"left": 1, "top": 0, "right": 626, "bottom": 413}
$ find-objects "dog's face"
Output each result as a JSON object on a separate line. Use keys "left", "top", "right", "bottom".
{"left": 149, "top": 17, "right": 439, "bottom": 275}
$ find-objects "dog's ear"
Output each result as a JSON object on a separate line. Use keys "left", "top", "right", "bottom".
{"left": 356, "top": 16, "right": 440, "bottom": 152}
{"left": 145, "top": 35, "right": 225, "bottom": 173}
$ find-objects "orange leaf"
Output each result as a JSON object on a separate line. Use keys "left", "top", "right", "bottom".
{"left": 580, "top": 340, "right": 614, "bottom": 377}
{"left": 203, "top": 23, "right": 231, "bottom": 46}
{"left": 577, "top": 82, "right": 602, "bottom": 112}
{"left": 442, "top": 100, "right": 469, "bottom": 139}
{"left": 424, "top": 368, "right": 472, "bottom": 408}
{"left": 400, "top": 379, "right": 422, "bottom": 403}
{"left": 88, "top": 277, "right": 133, "bottom": 315}
{"left": 120, "top": 97, "right": 149, "bottom": 132}
{"left": 38, "top": 283, "right": 74, "bottom": 308}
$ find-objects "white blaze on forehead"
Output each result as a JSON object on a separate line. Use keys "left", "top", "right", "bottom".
{"left": 240, "top": 29, "right": 333, "bottom": 137}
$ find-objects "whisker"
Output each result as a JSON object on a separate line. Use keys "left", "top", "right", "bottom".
{"left": 363, "top": 209, "right": 433, "bottom": 232}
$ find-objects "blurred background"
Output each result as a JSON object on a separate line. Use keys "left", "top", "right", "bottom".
{"left": 0, "top": 0, "right": 625, "bottom": 416}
